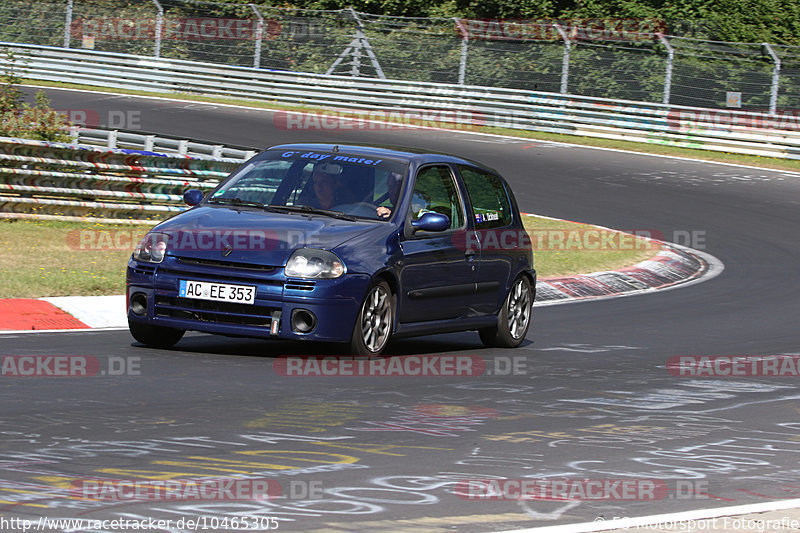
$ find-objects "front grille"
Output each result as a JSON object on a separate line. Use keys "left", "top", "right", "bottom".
{"left": 176, "top": 257, "right": 277, "bottom": 272}
{"left": 284, "top": 280, "right": 316, "bottom": 291}
{"left": 134, "top": 264, "right": 155, "bottom": 276}
{"left": 155, "top": 295, "right": 277, "bottom": 327}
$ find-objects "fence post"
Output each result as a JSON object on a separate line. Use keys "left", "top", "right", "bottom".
{"left": 348, "top": 8, "right": 385, "bottom": 79}
{"left": 553, "top": 24, "right": 570, "bottom": 95}
{"left": 152, "top": 0, "right": 164, "bottom": 58}
{"left": 327, "top": 9, "right": 385, "bottom": 78}
{"left": 657, "top": 33, "right": 674, "bottom": 105}
{"left": 63, "top": 0, "right": 73, "bottom": 48}
{"left": 251, "top": 4, "right": 264, "bottom": 69}
{"left": 351, "top": 33, "right": 362, "bottom": 76}
{"left": 453, "top": 18, "right": 469, "bottom": 85}
{"left": 762, "top": 43, "right": 781, "bottom": 115}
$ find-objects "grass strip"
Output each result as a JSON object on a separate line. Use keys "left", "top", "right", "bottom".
{"left": 0, "top": 215, "right": 659, "bottom": 298}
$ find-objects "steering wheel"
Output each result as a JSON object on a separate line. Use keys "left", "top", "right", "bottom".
{"left": 333, "top": 202, "right": 380, "bottom": 217}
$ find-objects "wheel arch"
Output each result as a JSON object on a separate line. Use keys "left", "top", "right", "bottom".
{"left": 372, "top": 269, "right": 400, "bottom": 333}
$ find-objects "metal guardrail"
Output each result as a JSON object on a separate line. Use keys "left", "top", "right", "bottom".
{"left": 0, "top": 135, "right": 247, "bottom": 224}
{"left": 70, "top": 127, "right": 258, "bottom": 160}
{"left": 4, "top": 42, "right": 800, "bottom": 161}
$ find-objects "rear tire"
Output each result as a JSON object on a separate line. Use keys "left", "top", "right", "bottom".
{"left": 479, "top": 276, "right": 532, "bottom": 348}
{"left": 129, "top": 320, "right": 185, "bottom": 348}
{"left": 350, "top": 280, "right": 393, "bottom": 356}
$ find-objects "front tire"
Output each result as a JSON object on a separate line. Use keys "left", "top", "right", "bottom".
{"left": 350, "top": 280, "right": 394, "bottom": 356}
{"left": 479, "top": 276, "right": 533, "bottom": 348}
{"left": 129, "top": 320, "right": 185, "bottom": 348}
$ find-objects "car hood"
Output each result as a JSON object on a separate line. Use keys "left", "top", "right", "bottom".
{"left": 154, "top": 205, "right": 380, "bottom": 266}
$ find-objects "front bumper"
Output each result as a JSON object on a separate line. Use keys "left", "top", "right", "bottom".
{"left": 126, "top": 256, "right": 370, "bottom": 342}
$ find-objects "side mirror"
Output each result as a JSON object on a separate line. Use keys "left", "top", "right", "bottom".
{"left": 183, "top": 188, "right": 204, "bottom": 206}
{"left": 411, "top": 212, "right": 450, "bottom": 232}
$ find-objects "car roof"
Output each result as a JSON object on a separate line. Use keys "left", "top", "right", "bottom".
{"left": 266, "top": 143, "right": 499, "bottom": 174}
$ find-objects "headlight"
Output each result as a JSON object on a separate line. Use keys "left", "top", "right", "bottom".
{"left": 133, "top": 232, "right": 169, "bottom": 263}
{"left": 285, "top": 249, "right": 345, "bottom": 279}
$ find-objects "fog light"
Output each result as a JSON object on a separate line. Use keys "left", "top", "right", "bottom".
{"left": 130, "top": 293, "right": 147, "bottom": 316}
{"left": 291, "top": 309, "right": 316, "bottom": 334}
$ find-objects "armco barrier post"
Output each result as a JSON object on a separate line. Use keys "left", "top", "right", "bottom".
{"left": 107, "top": 130, "right": 118, "bottom": 150}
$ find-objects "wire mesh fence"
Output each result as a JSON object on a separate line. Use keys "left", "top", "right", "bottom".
{"left": 668, "top": 38, "right": 775, "bottom": 110}
{"left": 0, "top": 1, "right": 69, "bottom": 48}
{"left": 1, "top": 0, "right": 799, "bottom": 111}
{"left": 775, "top": 45, "right": 800, "bottom": 113}
{"left": 463, "top": 27, "right": 564, "bottom": 93}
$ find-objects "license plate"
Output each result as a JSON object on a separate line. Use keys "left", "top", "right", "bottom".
{"left": 178, "top": 280, "right": 256, "bottom": 305}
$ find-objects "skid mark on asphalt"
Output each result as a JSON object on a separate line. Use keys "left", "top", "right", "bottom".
{"left": 596, "top": 170, "right": 787, "bottom": 188}
{"left": 535, "top": 344, "right": 641, "bottom": 353}
{"left": 316, "top": 512, "right": 536, "bottom": 532}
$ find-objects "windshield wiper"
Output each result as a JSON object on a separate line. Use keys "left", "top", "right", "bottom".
{"left": 207, "top": 197, "right": 266, "bottom": 209}
{"left": 267, "top": 204, "right": 358, "bottom": 221}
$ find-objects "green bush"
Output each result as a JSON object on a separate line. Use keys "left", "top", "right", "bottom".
{"left": 0, "top": 47, "right": 71, "bottom": 141}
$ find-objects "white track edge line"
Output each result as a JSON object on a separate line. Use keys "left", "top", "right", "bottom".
{"left": 495, "top": 498, "right": 800, "bottom": 533}
{"left": 0, "top": 327, "right": 128, "bottom": 335}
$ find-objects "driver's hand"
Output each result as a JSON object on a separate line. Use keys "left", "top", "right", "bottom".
{"left": 377, "top": 206, "right": 391, "bottom": 219}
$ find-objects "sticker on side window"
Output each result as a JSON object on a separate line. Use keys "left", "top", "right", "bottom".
{"left": 476, "top": 211, "right": 500, "bottom": 223}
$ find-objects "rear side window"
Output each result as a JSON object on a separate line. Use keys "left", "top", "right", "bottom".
{"left": 458, "top": 166, "right": 512, "bottom": 229}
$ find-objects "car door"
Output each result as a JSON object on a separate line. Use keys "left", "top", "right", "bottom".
{"left": 397, "top": 164, "right": 477, "bottom": 323}
{"left": 457, "top": 165, "right": 516, "bottom": 315}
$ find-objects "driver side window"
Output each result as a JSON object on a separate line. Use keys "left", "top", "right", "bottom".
{"left": 410, "top": 166, "right": 464, "bottom": 230}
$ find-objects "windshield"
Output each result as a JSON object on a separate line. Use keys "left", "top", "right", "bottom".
{"left": 208, "top": 149, "right": 409, "bottom": 221}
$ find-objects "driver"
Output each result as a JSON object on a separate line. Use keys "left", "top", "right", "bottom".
{"left": 376, "top": 172, "right": 403, "bottom": 219}
{"left": 311, "top": 162, "right": 344, "bottom": 210}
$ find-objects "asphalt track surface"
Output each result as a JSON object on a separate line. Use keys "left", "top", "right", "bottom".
{"left": 2, "top": 88, "right": 800, "bottom": 532}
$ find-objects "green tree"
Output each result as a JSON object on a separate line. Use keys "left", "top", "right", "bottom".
{"left": 0, "top": 48, "right": 23, "bottom": 114}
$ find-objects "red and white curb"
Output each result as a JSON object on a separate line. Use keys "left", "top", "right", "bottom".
{"left": 0, "top": 295, "right": 126, "bottom": 333}
{"left": 529, "top": 213, "right": 723, "bottom": 307}
{"left": 0, "top": 241, "right": 721, "bottom": 333}
{"left": 0, "top": 219, "right": 723, "bottom": 332}
{"left": 535, "top": 242, "right": 723, "bottom": 307}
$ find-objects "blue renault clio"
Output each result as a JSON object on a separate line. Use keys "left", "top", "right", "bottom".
{"left": 127, "top": 144, "right": 535, "bottom": 355}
